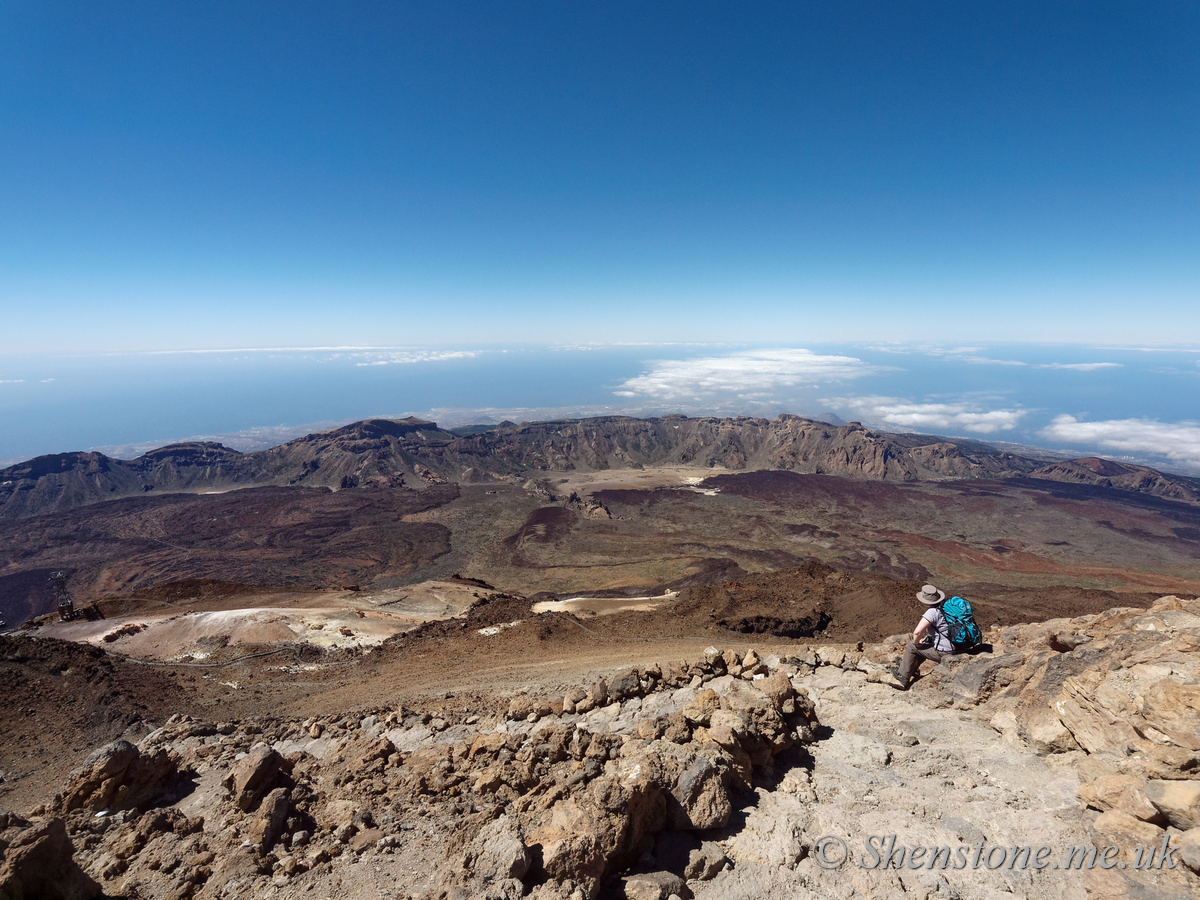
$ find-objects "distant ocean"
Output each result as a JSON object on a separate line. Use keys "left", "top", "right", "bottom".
{"left": 2, "top": 342, "right": 1199, "bottom": 475}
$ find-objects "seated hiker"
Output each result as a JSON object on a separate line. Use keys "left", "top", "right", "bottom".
{"left": 894, "top": 583, "right": 971, "bottom": 690}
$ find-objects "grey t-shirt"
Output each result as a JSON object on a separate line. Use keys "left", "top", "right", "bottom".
{"left": 922, "top": 606, "right": 954, "bottom": 653}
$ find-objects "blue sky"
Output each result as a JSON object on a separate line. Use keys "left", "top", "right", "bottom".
{"left": 3, "top": 2, "right": 1197, "bottom": 351}
{"left": 3, "top": 4, "right": 1199, "bottom": 472}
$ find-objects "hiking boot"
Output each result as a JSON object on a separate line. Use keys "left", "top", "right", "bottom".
{"left": 889, "top": 668, "right": 909, "bottom": 691}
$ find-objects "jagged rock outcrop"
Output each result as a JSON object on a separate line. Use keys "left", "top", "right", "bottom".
{"left": 51, "top": 740, "right": 180, "bottom": 816}
{"left": 222, "top": 744, "right": 292, "bottom": 813}
{"left": 0, "top": 815, "right": 101, "bottom": 900}
{"left": 26, "top": 648, "right": 815, "bottom": 900}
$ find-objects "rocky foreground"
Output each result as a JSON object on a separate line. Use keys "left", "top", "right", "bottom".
{"left": 2, "top": 596, "right": 1200, "bottom": 900}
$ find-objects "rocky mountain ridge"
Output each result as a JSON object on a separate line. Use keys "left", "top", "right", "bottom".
{"left": 4, "top": 415, "right": 1199, "bottom": 520}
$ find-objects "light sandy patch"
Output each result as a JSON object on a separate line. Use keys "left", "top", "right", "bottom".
{"left": 547, "top": 464, "right": 734, "bottom": 495}
{"left": 680, "top": 476, "right": 721, "bottom": 496}
{"left": 477, "top": 620, "right": 522, "bottom": 636}
{"left": 356, "top": 580, "right": 483, "bottom": 621}
{"left": 37, "top": 607, "right": 414, "bottom": 660}
{"left": 531, "top": 591, "right": 677, "bottom": 617}
{"left": 32, "top": 579, "right": 490, "bottom": 660}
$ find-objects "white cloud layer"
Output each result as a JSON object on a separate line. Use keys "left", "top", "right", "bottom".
{"left": 141, "top": 346, "right": 390, "bottom": 355}
{"left": 353, "top": 350, "right": 480, "bottom": 366}
{"left": 908, "top": 347, "right": 1123, "bottom": 371}
{"left": 830, "top": 396, "right": 1026, "bottom": 434}
{"left": 1041, "top": 415, "right": 1200, "bottom": 466}
{"left": 1038, "top": 362, "right": 1122, "bottom": 371}
{"left": 613, "top": 349, "right": 880, "bottom": 400}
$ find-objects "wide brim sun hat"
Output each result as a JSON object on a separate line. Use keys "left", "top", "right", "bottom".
{"left": 916, "top": 584, "right": 946, "bottom": 605}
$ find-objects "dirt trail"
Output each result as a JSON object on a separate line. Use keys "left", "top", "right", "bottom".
{"left": 696, "top": 665, "right": 1094, "bottom": 899}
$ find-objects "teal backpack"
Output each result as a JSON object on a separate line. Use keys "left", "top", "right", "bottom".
{"left": 941, "top": 596, "right": 981, "bottom": 650}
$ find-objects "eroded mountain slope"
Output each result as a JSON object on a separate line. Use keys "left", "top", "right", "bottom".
{"left": 5, "top": 415, "right": 1199, "bottom": 521}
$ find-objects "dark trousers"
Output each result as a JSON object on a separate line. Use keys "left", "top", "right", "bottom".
{"left": 898, "top": 640, "right": 943, "bottom": 685}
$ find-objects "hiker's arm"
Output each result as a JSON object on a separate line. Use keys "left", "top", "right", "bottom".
{"left": 913, "top": 617, "right": 931, "bottom": 641}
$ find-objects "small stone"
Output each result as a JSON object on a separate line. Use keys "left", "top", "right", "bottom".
{"left": 620, "top": 870, "right": 688, "bottom": 900}
{"left": 1077, "top": 774, "right": 1159, "bottom": 822}
{"left": 1178, "top": 827, "right": 1200, "bottom": 873}
{"left": 1146, "top": 779, "right": 1200, "bottom": 830}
